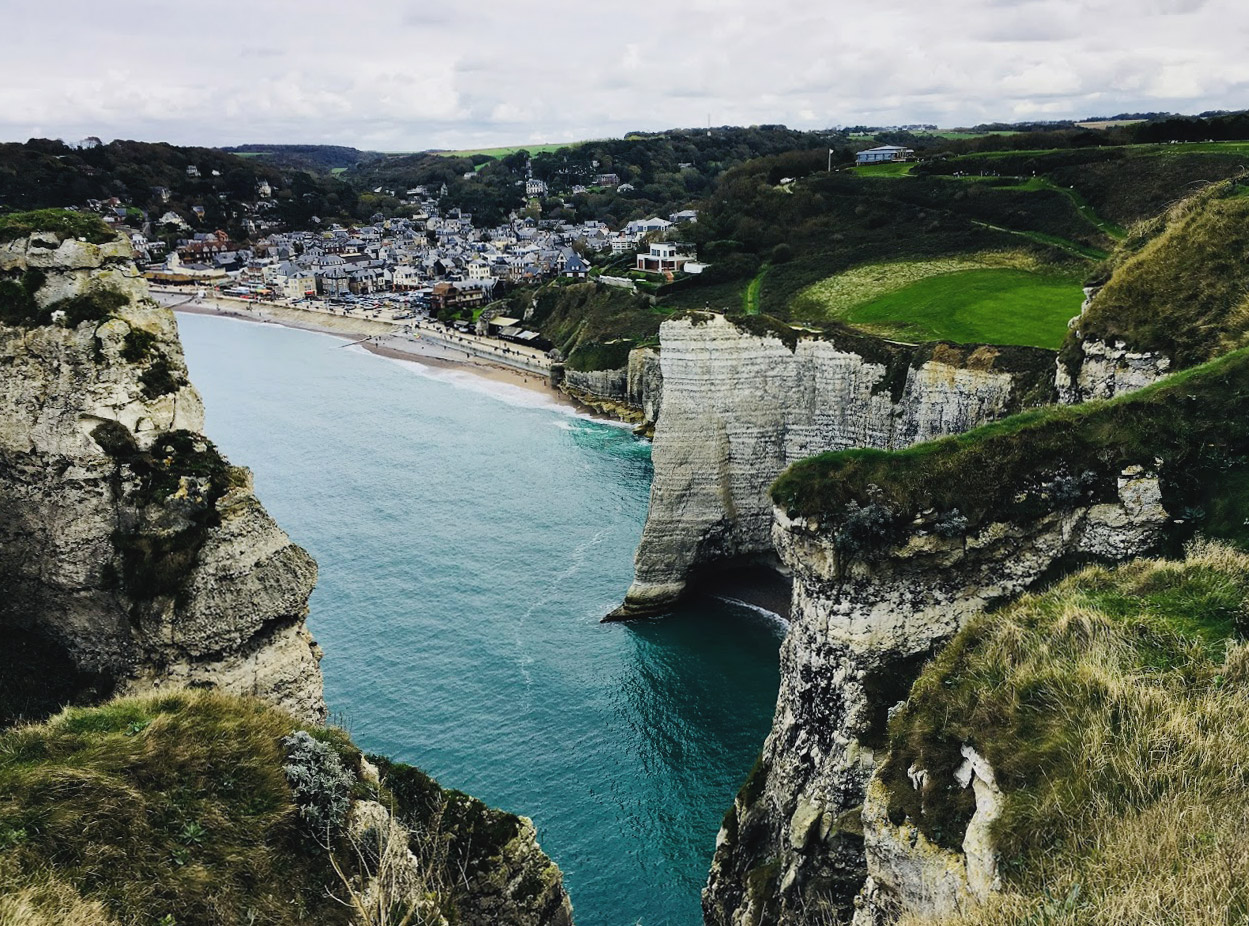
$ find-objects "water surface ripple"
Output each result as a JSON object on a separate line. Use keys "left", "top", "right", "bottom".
{"left": 178, "top": 313, "right": 782, "bottom": 925}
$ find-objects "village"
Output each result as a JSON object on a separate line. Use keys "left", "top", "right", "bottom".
{"left": 77, "top": 162, "right": 704, "bottom": 350}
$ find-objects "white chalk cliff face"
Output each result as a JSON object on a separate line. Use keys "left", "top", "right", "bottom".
{"left": 0, "top": 229, "right": 325, "bottom": 723}
{"left": 703, "top": 468, "right": 1169, "bottom": 924}
{"left": 614, "top": 314, "right": 1054, "bottom": 617}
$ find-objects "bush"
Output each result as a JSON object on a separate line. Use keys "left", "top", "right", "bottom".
{"left": 281, "top": 731, "right": 354, "bottom": 843}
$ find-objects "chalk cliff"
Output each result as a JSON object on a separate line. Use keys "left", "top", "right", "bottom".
{"left": 0, "top": 225, "right": 325, "bottom": 723}
{"left": 613, "top": 314, "right": 1055, "bottom": 618}
{"left": 559, "top": 345, "right": 663, "bottom": 430}
{"left": 705, "top": 338, "right": 1249, "bottom": 923}
{"left": 704, "top": 468, "right": 1169, "bottom": 923}
{"left": 1055, "top": 289, "right": 1171, "bottom": 403}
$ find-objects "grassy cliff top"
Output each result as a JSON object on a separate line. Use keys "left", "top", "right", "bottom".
{"left": 0, "top": 690, "right": 348, "bottom": 926}
{"left": 771, "top": 346, "right": 1249, "bottom": 545}
{"left": 0, "top": 209, "right": 116, "bottom": 245}
{"left": 1070, "top": 179, "right": 1249, "bottom": 368}
{"left": 882, "top": 542, "right": 1249, "bottom": 925}
{"left": 0, "top": 689, "right": 542, "bottom": 926}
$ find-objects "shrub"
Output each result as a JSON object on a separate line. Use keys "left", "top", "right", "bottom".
{"left": 281, "top": 730, "right": 354, "bottom": 843}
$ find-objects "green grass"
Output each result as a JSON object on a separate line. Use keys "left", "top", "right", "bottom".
{"left": 851, "top": 161, "right": 915, "bottom": 177}
{"left": 1146, "top": 140, "right": 1249, "bottom": 157}
{"left": 830, "top": 267, "right": 1082, "bottom": 347}
{"left": 743, "top": 263, "right": 769, "bottom": 314}
{"left": 0, "top": 209, "right": 115, "bottom": 244}
{"left": 433, "top": 142, "right": 575, "bottom": 159}
{"left": 880, "top": 542, "right": 1249, "bottom": 925}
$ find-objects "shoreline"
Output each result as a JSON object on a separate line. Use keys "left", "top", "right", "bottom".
{"left": 167, "top": 299, "right": 579, "bottom": 409}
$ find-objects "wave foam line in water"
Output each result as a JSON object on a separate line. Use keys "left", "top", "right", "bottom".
{"left": 359, "top": 345, "right": 637, "bottom": 428}
{"left": 712, "top": 595, "right": 791, "bottom": 632}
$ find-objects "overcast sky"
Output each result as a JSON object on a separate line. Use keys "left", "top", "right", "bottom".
{"left": 3, "top": 0, "right": 1247, "bottom": 150}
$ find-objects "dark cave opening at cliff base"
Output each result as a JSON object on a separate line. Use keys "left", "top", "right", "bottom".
{"left": 0, "top": 625, "right": 115, "bottom": 728}
{"left": 685, "top": 556, "right": 794, "bottom": 621}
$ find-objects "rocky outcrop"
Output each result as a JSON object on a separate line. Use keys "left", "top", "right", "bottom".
{"left": 703, "top": 466, "right": 1169, "bottom": 924}
{"left": 0, "top": 227, "right": 325, "bottom": 723}
{"left": 559, "top": 346, "right": 663, "bottom": 430}
{"left": 852, "top": 749, "right": 1002, "bottom": 926}
{"left": 1055, "top": 289, "right": 1171, "bottom": 403}
{"left": 613, "top": 314, "right": 1055, "bottom": 618}
{"left": 360, "top": 755, "right": 575, "bottom": 926}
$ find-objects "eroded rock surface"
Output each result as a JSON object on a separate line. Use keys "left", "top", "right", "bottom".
{"left": 0, "top": 229, "right": 325, "bottom": 722}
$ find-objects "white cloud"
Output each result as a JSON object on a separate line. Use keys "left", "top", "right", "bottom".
{"left": 1, "top": 0, "right": 1247, "bottom": 149}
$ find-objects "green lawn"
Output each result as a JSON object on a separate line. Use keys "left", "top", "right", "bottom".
{"left": 434, "top": 142, "right": 576, "bottom": 159}
{"left": 851, "top": 161, "right": 915, "bottom": 177}
{"left": 840, "top": 267, "right": 1083, "bottom": 347}
{"left": 743, "top": 263, "right": 769, "bottom": 314}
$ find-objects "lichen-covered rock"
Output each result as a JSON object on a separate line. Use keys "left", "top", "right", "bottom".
{"left": 703, "top": 467, "right": 1168, "bottom": 924}
{"left": 852, "top": 747, "right": 1002, "bottom": 926}
{"left": 0, "top": 227, "right": 324, "bottom": 722}
{"left": 616, "top": 314, "right": 1054, "bottom": 618}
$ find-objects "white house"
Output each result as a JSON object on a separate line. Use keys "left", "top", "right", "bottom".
{"left": 855, "top": 145, "right": 915, "bottom": 165}
{"left": 636, "top": 242, "right": 695, "bottom": 275}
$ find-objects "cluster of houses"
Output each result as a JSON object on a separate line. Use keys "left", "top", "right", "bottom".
{"left": 137, "top": 198, "right": 701, "bottom": 306}
{"left": 73, "top": 171, "right": 705, "bottom": 309}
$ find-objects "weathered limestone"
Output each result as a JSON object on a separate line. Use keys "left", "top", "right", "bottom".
{"left": 704, "top": 466, "right": 1169, "bottom": 924}
{"left": 1056, "top": 289, "right": 1171, "bottom": 404}
{"left": 0, "top": 229, "right": 325, "bottom": 722}
{"left": 560, "top": 346, "right": 663, "bottom": 430}
{"left": 852, "top": 747, "right": 1003, "bottom": 926}
{"left": 614, "top": 314, "right": 1054, "bottom": 618}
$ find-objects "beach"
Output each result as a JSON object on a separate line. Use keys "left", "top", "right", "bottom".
{"left": 157, "top": 292, "right": 572, "bottom": 407}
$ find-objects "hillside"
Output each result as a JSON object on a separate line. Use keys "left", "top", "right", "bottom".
{"left": 1070, "top": 178, "right": 1249, "bottom": 368}
{"left": 344, "top": 125, "right": 835, "bottom": 228}
{"left": 772, "top": 344, "right": 1249, "bottom": 551}
{"left": 879, "top": 542, "right": 1249, "bottom": 925}
{"left": 0, "top": 690, "right": 571, "bottom": 926}
{"left": 220, "top": 144, "right": 385, "bottom": 173}
{"left": 0, "top": 139, "right": 365, "bottom": 238}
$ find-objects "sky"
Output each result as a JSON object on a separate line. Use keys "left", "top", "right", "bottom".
{"left": 3, "top": 0, "right": 1248, "bottom": 151}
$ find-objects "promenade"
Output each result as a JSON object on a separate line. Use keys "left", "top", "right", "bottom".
{"left": 150, "top": 288, "right": 553, "bottom": 379}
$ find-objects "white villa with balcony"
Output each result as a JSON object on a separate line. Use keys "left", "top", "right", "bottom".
{"left": 636, "top": 242, "right": 695, "bottom": 274}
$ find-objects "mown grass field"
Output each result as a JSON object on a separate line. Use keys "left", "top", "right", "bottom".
{"left": 839, "top": 267, "right": 1083, "bottom": 347}
{"left": 850, "top": 161, "right": 916, "bottom": 177}
{"left": 433, "top": 142, "right": 575, "bottom": 159}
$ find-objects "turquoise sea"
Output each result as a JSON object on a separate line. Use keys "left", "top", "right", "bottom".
{"left": 177, "top": 313, "right": 782, "bottom": 926}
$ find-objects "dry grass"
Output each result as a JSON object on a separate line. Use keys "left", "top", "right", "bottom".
{"left": 0, "top": 869, "right": 118, "bottom": 926}
{"left": 886, "top": 541, "right": 1249, "bottom": 925}
{"left": 0, "top": 690, "right": 353, "bottom": 926}
{"left": 1079, "top": 178, "right": 1249, "bottom": 367}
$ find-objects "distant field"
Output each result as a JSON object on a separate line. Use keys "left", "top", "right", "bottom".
{"left": 1076, "top": 120, "right": 1144, "bottom": 129}
{"left": 841, "top": 268, "right": 1083, "bottom": 347}
{"left": 233, "top": 151, "right": 267, "bottom": 158}
{"left": 433, "top": 142, "right": 576, "bottom": 159}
